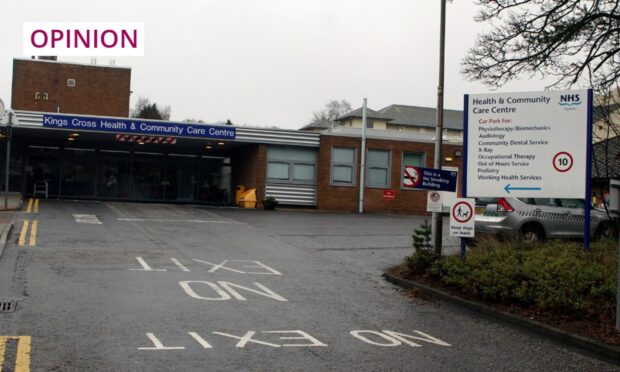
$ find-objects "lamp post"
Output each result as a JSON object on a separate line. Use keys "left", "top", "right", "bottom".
{"left": 432, "top": 0, "right": 447, "bottom": 255}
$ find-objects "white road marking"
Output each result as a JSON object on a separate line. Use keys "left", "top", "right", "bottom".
{"left": 212, "top": 331, "right": 281, "bottom": 348}
{"left": 382, "top": 330, "right": 451, "bottom": 347}
{"left": 129, "top": 257, "right": 167, "bottom": 271}
{"left": 170, "top": 258, "right": 190, "bottom": 272}
{"left": 179, "top": 281, "right": 232, "bottom": 300}
{"left": 178, "top": 281, "right": 288, "bottom": 302}
{"left": 262, "top": 331, "right": 327, "bottom": 347}
{"left": 350, "top": 331, "right": 401, "bottom": 346}
{"left": 188, "top": 332, "right": 213, "bottom": 349}
{"left": 230, "top": 260, "right": 283, "bottom": 275}
{"left": 138, "top": 333, "right": 185, "bottom": 350}
{"left": 117, "top": 218, "right": 241, "bottom": 224}
{"left": 350, "top": 330, "right": 451, "bottom": 347}
{"left": 73, "top": 214, "right": 102, "bottom": 224}
{"left": 218, "top": 281, "right": 288, "bottom": 302}
{"left": 193, "top": 259, "right": 246, "bottom": 274}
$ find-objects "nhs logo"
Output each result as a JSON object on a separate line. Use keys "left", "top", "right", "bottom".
{"left": 559, "top": 94, "right": 582, "bottom": 107}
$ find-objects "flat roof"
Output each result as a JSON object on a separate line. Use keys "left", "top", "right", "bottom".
{"left": 13, "top": 57, "right": 132, "bottom": 70}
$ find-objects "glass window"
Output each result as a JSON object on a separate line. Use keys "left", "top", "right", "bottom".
{"left": 293, "top": 164, "right": 315, "bottom": 182}
{"left": 331, "top": 147, "right": 355, "bottom": 186}
{"left": 267, "top": 162, "right": 290, "bottom": 180}
{"left": 558, "top": 199, "right": 585, "bottom": 208}
{"left": 533, "top": 198, "right": 555, "bottom": 206}
{"left": 267, "top": 146, "right": 317, "bottom": 184}
{"left": 367, "top": 150, "right": 390, "bottom": 188}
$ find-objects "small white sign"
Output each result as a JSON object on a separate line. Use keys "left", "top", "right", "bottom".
{"left": 426, "top": 191, "right": 443, "bottom": 212}
{"left": 466, "top": 89, "right": 589, "bottom": 198}
{"left": 449, "top": 198, "right": 475, "bottom": 237}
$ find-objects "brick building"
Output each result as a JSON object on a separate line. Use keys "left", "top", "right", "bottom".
{"left": 316, "top": 128, "right": 462, "bottom": 214}
{"left": 11, "top": 58, "right": 131, "bottom": 117}
{"left": 6, "top": 58, "right": 463, "bottom": 214}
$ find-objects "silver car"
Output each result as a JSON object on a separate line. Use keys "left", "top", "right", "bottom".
{"left": 474, "top": 197, "right": 613, "bottom": 242}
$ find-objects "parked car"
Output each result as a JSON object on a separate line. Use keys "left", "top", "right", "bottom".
{"left": 474, "top": 197, "right": 613, "bottom": 242}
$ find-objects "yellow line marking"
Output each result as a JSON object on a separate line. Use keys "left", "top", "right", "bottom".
{"left": 0, "top": 336, "right": 31, "bottom": 372}
{"left": 0, "top": 337, "right": 6, "bottom": 371}
{"left": 26, "top": 198, "right": 33, "bottom": 213}
{"left": 33, "top": 199, "right": 39, "bottom": 214}
{"left": 18, "top": 220, "right": 29, "bottom": 247}
{"left": 15, "top": 336, "right": 31, "bottom": 372}
{"left": 29, "top": 220, "right": 37, "bottom": 247}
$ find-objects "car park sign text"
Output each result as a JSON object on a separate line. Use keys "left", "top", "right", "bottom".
{"left": 42, "top": 114, "right": 236, "bottom": 140}
{"left": 464, "top": 89, "right": 591, "bottom": 198}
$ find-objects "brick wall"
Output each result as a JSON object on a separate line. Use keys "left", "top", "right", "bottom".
{"left": 232, "top": 144, "right": 267, "bottom": 205}
{"left": 11, "top": 59, "right": 131, "bottom": 117}
{"left": 317, "top": 135, "right": 463, "bottom": 214}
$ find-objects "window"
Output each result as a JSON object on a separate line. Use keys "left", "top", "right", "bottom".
{"left": 367, "top": 150, "right": 390, "bottom": 188}
{"left": 331, "top": 147, "right": 355, "bottom": 186}
{"left": 267, "top": 146, "right": 317, "bottom": 184}
{"left": 366, "top": 119, "right": 374, "bottom": 129}
{"left": 401, "top": 152, "right": 425, "bottom": 189}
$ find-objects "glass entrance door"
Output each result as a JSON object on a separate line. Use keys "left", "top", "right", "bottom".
{"left": 198, "top": 157, "right": 231, "bottom": 205}
{"left": 132, "top": 153, "right": 165, "bottom": 200}
{"left": 165, "top": 155, "right": 197, "bottom": 202}
{"left": 26, "top": 147, "right": 60, "bottom": 196}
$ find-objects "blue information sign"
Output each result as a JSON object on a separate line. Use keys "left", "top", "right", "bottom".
{"left": 402, "top": 166, "right": 457, "bottom": 192}
{"left": 42, "top": 114, "right": 236, "bottom": 140}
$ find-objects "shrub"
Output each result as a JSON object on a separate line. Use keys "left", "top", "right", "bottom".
{"left": 407, "top": 238, "right": 618, "bottom": 319}
{"left": 412, "top": 220, "right": 432, "bottom": 252}
{"left": 262, "top": 196, "right": 279, "bottom": 210}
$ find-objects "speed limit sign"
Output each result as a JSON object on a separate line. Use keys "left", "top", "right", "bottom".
{"left": 552, "top": 151, "right": 573, "bottom": 173}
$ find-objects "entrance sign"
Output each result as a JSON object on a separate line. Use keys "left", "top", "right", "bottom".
{"left": 426, "top": 191, "right": 442, "bottom": 212}
{"left": 42, "top": 114, "right": 236, "bottom": 140}
{"left": 449, "top": 198, "right": 475, "bottom": 237}
{"left": 465, "top": 90, "right": 590, "bottom": 198}
{"left": 402, "top": 166, "right": 457, "bottom": 192}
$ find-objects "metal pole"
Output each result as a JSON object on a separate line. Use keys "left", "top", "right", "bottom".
{"left": 4, "top": 112, "right": 13, "bottom": 209}
{"left": 359, "top": 98, "right": 367, "bottom": 214}
{"left": 432, "top": 0, "right": 447, "bottom": 255}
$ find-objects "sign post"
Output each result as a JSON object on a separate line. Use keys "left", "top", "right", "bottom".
{"left": 463, "top": 89, "right": 592, "bottom": 252}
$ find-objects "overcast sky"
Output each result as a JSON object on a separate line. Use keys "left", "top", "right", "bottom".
{"left": 1, "top": 0, "right": 551, "bottom": 129}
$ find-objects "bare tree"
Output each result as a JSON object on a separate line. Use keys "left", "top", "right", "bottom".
{"left": 131, "top": 97, "right": 171, "bottom": 120}
{"left": 312, "top": 99, "right": 352, "bottom": 122}
{"left": 462, "top": 1, "right": 620, "bottom": 91}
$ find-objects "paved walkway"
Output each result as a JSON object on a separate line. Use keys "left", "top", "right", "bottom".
{"left": 0, "top": 193, "right": 23, "bottom": 258}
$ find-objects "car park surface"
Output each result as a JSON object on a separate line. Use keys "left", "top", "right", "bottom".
{"left": 0, "top": 200, "right": 616, "bottom": 371}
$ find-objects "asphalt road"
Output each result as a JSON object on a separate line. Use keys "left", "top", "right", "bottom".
{"left": 0, "top": 200, "right": 616, "bottom": 371}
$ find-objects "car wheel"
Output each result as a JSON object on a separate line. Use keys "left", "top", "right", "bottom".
{"left": 520, "top": 224, "right": 544, "bottom": 243}
{"left": 594, "top": 222, "right": 612, "bottom": 241}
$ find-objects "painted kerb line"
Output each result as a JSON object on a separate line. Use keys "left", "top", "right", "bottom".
{"left": 18, "top": 220, "right": 29, "bottom": 247}
{"left": 0, "top": 336, "right": 31, "bottom": 372}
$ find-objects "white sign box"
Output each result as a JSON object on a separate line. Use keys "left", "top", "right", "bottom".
{"left": 465, "top": 90, "right": 590, "bottom": 198}
{"left": 449, "top": 198, "right": 475, "bottom": 237}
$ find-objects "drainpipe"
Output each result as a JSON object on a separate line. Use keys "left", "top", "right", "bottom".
{"left": 358, "top": 98, "right": 367, "bottom": 214}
